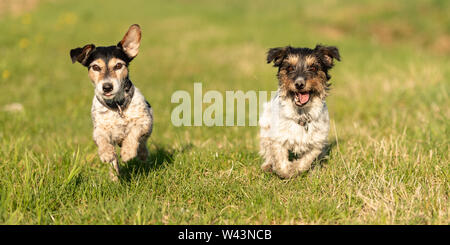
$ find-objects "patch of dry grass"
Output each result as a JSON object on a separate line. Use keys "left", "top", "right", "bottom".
{"left": 0, "top": 0, "right": 40, "bottom": 18}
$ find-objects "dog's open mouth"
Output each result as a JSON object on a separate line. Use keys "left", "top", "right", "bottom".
{"left": 294, "top": 92, "right": 310, "bottom": 106}
{"left": 103, "top": 93, "right": 114, "bottom": 97}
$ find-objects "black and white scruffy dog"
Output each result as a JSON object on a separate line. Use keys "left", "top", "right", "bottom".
{"left": 70, "top": 24, "right": 153, "bottom": 181}
{"left": 259, "top": 45, "right": 340, "bottom": 179}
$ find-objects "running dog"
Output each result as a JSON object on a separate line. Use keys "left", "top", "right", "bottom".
{"left": 259, "top": 45, "right": 340, "bottom": 179}
{"left": 70, "top": 24, "right": 153, "bottom": 181}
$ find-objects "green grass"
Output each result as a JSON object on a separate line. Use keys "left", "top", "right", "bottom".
{"left": 0, "top": 0, "right": 448, "bottom": 224}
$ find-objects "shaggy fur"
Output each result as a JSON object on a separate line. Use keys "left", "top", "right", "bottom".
{"left": 70, "top": 24, "right": 153, "bottom": 181}
{"left": 259, "top": 45, "right": 340, "bottom": 179}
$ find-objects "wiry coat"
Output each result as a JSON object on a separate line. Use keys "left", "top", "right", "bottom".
{"left": 259, "top": 92, "right": 329, "bottom": 178}
{"left": 70, "top": 24, "right": 153, "bottom": 181}
{"left": 259, "top": 44, "right": 340, "bottom": 178}
{"left": 92, "top": 86, "right": 153, "bottom": 165}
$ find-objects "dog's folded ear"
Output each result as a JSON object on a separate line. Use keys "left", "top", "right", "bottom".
{"left": 70, "top": 44, "right": 96, "bottom": 66}
{"left": 267, "top": 46, "right": 290, "bottom": 67}
{"left": 315, "top": 45, "right": 340, "bottom": 68}
{"left": 118, "top": 24, "right": 141, "bottom": 60}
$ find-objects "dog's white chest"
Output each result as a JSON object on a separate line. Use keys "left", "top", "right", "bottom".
{"left": 279, "top": 118, "right": 327, "bottom": 153}
{"left": 259, "top": 96, "right": 330, "bottom": 154}
{"left": 93, "top": 108, "right": 129, "bottom": 143}
{"left": 91, "top": 88, "right": 153, "bottom": 145}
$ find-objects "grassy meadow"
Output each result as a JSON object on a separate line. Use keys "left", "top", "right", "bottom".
{"left": 0, "top": 0, "right": 448, "bottom": 224}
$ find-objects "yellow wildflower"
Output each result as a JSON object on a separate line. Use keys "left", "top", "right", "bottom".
{"left": 21, "top": 14, "right": 32, "bottom": 25}
{"left": 2, "top": 70, "right": 10, "bottom": 80}
{"left": 19, "top": 38, "right": 30, "bottom": 49}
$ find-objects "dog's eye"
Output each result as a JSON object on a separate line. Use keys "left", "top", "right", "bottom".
{"left": 114, "top": 63, "right": 123, "bottom": 70}
{"left": 286, "top": 66, "right": 295, "bottom": 72}
{"left": 308, "top": 66, "right": 318, "bottom": 72}
{"left": 91, "top": 65, "right": 101, "bottom": 72}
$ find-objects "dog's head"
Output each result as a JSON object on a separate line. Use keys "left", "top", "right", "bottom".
{"left": 70, "top": 24, "right": 141, "bottom": 101}
{"left": 267, "top": 45, "right": 340, "bottom": 107}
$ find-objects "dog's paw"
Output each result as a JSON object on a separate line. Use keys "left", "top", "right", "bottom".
{"left": 275, "top": 169, "right": 296, "bottom": 179}
{"left": 272, "top": 163, "right": 296, "bottom": 179}
{"left": 109, "top": 170, "right": 119, "bottom": 182}
{"left": 121, "top": 148, "right": 137, "bottom": 162}
{"left": 99, "top": 150, "right": 116, "bottom": 163}
{"left": 261, "top": 162, "right": 273, "bottom": 172}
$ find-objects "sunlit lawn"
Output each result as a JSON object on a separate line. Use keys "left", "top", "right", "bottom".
{"left": 0, "top": 0, "right": 448, "bottom": 224}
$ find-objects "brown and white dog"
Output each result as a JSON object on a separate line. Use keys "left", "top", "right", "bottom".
{"left": 70, "top": 24, "right": 153, "bottom": 181}
{"left": 259, "top": 45, "right": 340, "bottom": 179}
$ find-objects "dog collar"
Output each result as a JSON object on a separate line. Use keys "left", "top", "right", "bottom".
{"left": 297, "top": 112, "right": 312, "bottom": 131}
{"left": 299, "top": 120, "right": 309, "bottom": 131}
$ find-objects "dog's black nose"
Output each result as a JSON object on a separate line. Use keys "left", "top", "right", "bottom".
{"left": 295, "top": 78, "right": 306, "bottom": 90}
{"left": 103, "top": 83, "right": 113, "bottom": 93}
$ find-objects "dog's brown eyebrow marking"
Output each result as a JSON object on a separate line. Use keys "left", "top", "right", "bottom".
{"left": 286, "top": 54, "right": 299, "bottom": 66}
{"left": 89, "top": 58, "right": 106, "bottom": 68}
{"left": 107, "top": 58, "right": 125, "bottom": 67}
{"left": 286, "top": 54, "right": 317, "bottom": 67}
{"left": 88, "top": 59, "right": 106, "bottom": 83}
{"left": 305, "top": 56, "right": 317, "bottom": 66}
{"left": 107, "top": 57, "right": 128, "bottom": 80}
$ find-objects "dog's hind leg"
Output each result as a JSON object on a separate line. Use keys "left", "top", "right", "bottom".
{"left": 137, "top": 136, "right": 149, "bottom": 162}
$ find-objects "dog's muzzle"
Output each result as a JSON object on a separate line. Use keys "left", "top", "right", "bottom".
{"left": 103, "top": 83, "right": 113, "bottom": 93}
{"left": 293, "top": 77, "right": 310, "bottom": 106}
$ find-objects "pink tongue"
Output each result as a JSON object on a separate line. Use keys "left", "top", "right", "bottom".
{"left": 299, "top": 93, "right": 310, "bottom": 104}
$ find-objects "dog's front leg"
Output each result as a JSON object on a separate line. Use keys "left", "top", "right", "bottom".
{"left": 121, "top": 126, "right": 149, "bottom": 162}
{"left": 292, "top": 148, "right": 322, "bottom": 173}
{"left": 94, "top": 132, "right": 120, "bottom": 181}
{"left": 260, "top": 137, "right": 274, "bottom": 172}
{"left": 270, "top": 142, "right": 295, "bottom": 179}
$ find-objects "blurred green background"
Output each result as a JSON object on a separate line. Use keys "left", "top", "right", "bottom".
{"left": 0, "top": 0, "right": 448, "bottom": 224}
